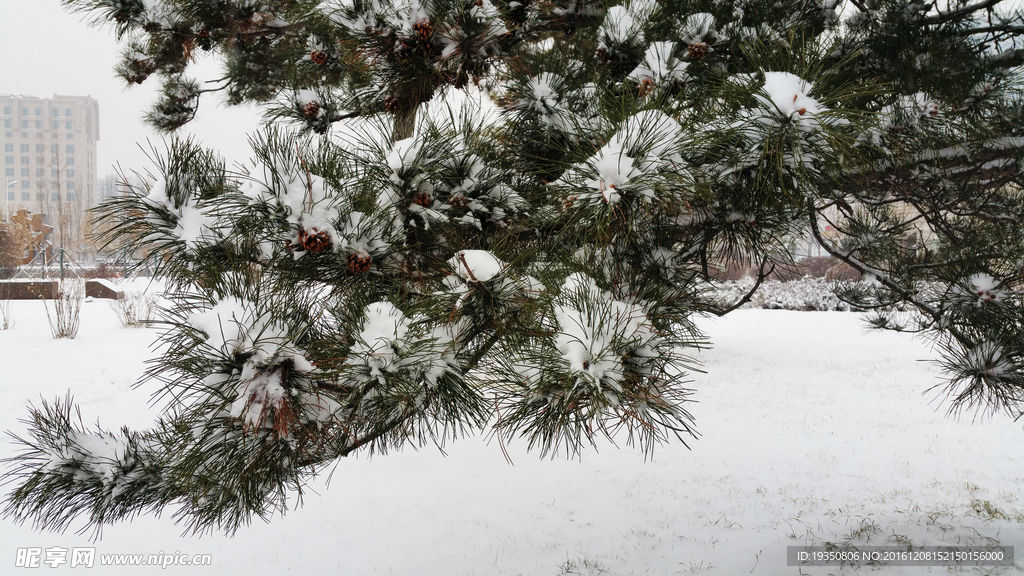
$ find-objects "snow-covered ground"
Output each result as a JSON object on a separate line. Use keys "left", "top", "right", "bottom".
{"left": 0, "top": 286, "right": 1021, "bottom": 575}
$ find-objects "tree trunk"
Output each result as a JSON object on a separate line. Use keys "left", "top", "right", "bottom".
{"left": 393, "top": 106, "right": 417, "bottom": 142}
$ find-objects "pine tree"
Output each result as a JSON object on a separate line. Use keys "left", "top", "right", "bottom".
{"left": 5, "top": 0, "right": 1024, "bottom": 535}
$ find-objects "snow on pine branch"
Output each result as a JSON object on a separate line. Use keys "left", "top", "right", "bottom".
{"left": 344, "top": 301, "right": 465, "bottom": 390}
{"left": 553, "top": 110, "right": 687, "bottom": 206}
{"left": 552, "top": 273, "right": 663, "bottom": 394}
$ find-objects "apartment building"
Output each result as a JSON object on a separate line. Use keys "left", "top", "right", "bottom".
{"left": 1, "top": 94, "right": 99, "bottom": 230}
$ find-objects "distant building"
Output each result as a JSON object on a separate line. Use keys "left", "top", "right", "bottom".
{"left": 96, "top": 174, "right": 119, "bottom": 205}
{"left": 1, "top": 94, "right": 99, "bottom": 221}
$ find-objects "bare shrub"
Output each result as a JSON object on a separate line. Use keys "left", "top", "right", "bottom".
{"left": 110, "top": 290, "right": 158, "bottom": 328}
{"left": 44, "top": 280, "right": 84, "bottom": 339}
{"left": 84, "top": 263, "right": 123, "bottom": 279}
{"left": 0, "top": 295, "right": 11, "bottom": 330}
{"left": 825, "top": 261, "right": 862, "bottom": 281}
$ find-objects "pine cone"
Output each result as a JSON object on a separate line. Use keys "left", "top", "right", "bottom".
{"left": 299, "top": 228, "right": 331, "bottom": 252}
{"left": 687, "top": 42, "right": 707, "bottom": 60}
{"left": 302, "top": 101, "right": 321, "bottom": 119}
{"left": 413, "top": 19, "right": 434, "bottom": 42}
{"left": 413, "top": 192, "right": 432, "bottom": 207}
{"left": 311, "top": 50, "right": 328, "bottom": 65}
{"left": 638, "top": 78, "right": 656, "bottom": 97}
{"left": 347, "top": 253, "right": 372, "bottom": 274}
{"left": 383, "top": 96, "right": 401, "bottom": 115}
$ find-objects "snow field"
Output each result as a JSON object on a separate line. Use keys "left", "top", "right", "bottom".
{"left": 0, "top": 288, "right": 1021, "bottom": 575}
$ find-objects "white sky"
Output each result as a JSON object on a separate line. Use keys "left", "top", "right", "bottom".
{"left": 0, "top": 0, "right": 261, "bottom": 178}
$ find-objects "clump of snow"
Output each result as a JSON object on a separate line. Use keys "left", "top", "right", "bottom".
{"left": 597, "top": 2, "right": 656, "bottom": 54}
{"left": 554, "top": 110, "right": 685, "bottom": 205}
{"left": 552, "top": 273, "right": 661, "bottom": 392}
{"left": 241, "top": 148, "right": 343, "bottom": 257}
{"left": 345, "top": 301, "right": 464, "bottom": 389}
{"left": 231, "top": 364, "right": 290, "bottom": 429}
{"left": 350, "top": 301, "right": 409, "bottom": 384}
{"left": 757, "top": 72, "right": 825, "bottom": 123}
{"left": 948, "top": 272, "right": 1007, "bottom": 310}
{"left": 678, "top": 12, "right": 720, "bottom": 45}
{"left": 521, "top": 73, "right": 572, "bottom": 132}
{"left": 969, "top": 272, "right": 1004, "bottom": 303}
{"left": 295, "top": 90, "right": 322, "bottom": 117}
{"left": 141, "top": 176, "right": 224, "bottom": 251}
{"left": 626, "top": 42, "right": 689, "bottom": 92}
{"left": 513, "top": 71, "right": 599, "bottom": 137}
{"left": 877, "top": 92, "right": 942, "bottom": 134}
{"left": 598, "top": 6, "right": 637, "bottom": 49}
{"left": 449, "top": 250, "right": 505, "bottom": 282}
{"left": 187, "top": 295, "right": 315, "bottom": 432}
{"left": 336, "top": 211, "right": 388, "bottom": 262}
{"left": 585, "top": 138, "right": 638, "bottom": 204}
{"left": 174, "top": 204, "right": 219, "bottom": 250}
{"left": 965, "top": 340, "right": 1013, "bottom": 379}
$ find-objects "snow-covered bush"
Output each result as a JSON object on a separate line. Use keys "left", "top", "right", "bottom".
{"left": 704, "top": 277, "right": 855, "bottom": 312}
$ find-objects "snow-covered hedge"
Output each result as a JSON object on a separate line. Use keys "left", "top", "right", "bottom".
{"left": 703, "top": 277, "right": 857, "bottom": 311}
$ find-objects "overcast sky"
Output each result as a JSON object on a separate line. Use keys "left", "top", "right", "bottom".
{"left": 0, "top": 0, "right": 262, "bottom": 178}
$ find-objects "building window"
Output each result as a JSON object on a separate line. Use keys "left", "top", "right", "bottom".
{"left": 67, "top": 157, "right": 74, "bottom": 166}
{"left": 20, "top": 157, "right": 28, "bottom": 165}
{"left": 49, "top": 145, "right": 57, "bottom": 153}
{"left": 35, "top": 108, "right": 42, "bottom": 116}
{"left": 2, "top": 107, "right": 9, "bottom": 115}
{"left": 52, "top": 109, "right": 59, "bottom": 117}
{"left": 34, "top": 145, "right": 42, "bottom": 153}
{"left": 3, "top": 144, "right": 10, "bottom": 152}
{"left": 21, "top": 192, "right": 29, "bottom": 201}
{"left": 50, "top": 133, "right": 57, "bottom": 139}
{"left": 65, "top": 122, "right": 73, "bottom": 130}
{"left": 35, "top": 193, "right": 43, "bottom": 201}
{"left": 35, "top": 169, "right": 42, "bottom": 177}
{"left": 21, "top": 121, "right": 28, "bottom": 128}
{"left": 5, "top": 192, "right": 11, "bottom": 201}
{"left": 4, "top": 132, "right": 11, "bottom": 138}
{"left": 35, "top": 121, "right": 42, "bottom": 129}
{"left": 4, "top": 156, "right": 12, "bottom": 164}
{"left": 35, "top": 132, "right": 42, "bottom": 138}
{"left": 4, "top": 168, "right": 11, "bottom": 176}
{"left": 66, "top": 133, "right": 73, "bottom": 140}
{"left": 66, "top": 145, "right": 74, "bottom": 153}
{"left": 51, "top": 169, "right": 58, "bottom": 177}
{"left": 20, "top": 108, "right": 27, "bottom": 116}
{"left": 21, "top": 180, "right": 28, "bottom": 189}
{"left": 67, "top": 192, "right": 76, "bottom": 202}
{"left": 20, "top": 169, "right": 28, "bottom": 177}
{"left": 68, "top": 182, "right": 76, "bottom": 190}
{"left": 51, "top": 121, "right": 59, "bottom": 129}
{"left": 51, "top": 192, "right": 59, "bottom": 201}
{"left": 66, "top": 169, "right": 75, "bottom": 178}
{"left": 3, "top": 120, "right": 10, "bottom": 128}
{"left": 20, "top": 132, "right": 26, "bottom": 138}
{"left": 35, "top": 157, "right": 42, "bottom": 165}
{"left": 19, "top": 144, "right": 28, "bottom": 153}
{"left": 65, "top": 109, "right": 73, "bottom": 117}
